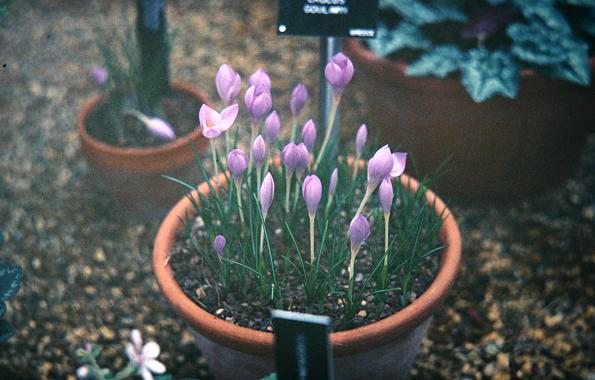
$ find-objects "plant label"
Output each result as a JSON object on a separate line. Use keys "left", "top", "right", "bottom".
{"left": 277, "top": 0, "right": 378, "bottom": 38}
{"left": 271, "top": 310, "right": 333, "bottom": 380}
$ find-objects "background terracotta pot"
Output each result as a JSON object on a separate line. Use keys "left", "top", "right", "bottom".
{"left": 153, "top": 174, "right": 462, "bottom": 379}
{"left": 344, "top": 39, "right": 595, "bottom": 201}
{"left": 77, "top": 82, "right": 209, "bottom": 219}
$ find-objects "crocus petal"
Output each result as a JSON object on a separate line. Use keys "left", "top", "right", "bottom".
{"left": 390, "top": 152, "right": 407, "bottom": 178}
{"left": 201, "top": 126, "right": 222, "bottom": 139}
{"left": 329, "top": 168, "right": 338, "bottom": 196}
{"left": 301, "top": 119, "right": 317, "bottom": 151}
{"left": 147, "top": 118, "right": 176, "bottom": 140}
{"left": 228, "top": 149, "right": 249, "bottom": 179}
{"left": 264, "top": 111, "right": 281, "bottom": 143}
{"left": 260, "top": 172, "right": 275, "bottom": 215}
{"left": 253, "top": 135, "right": 266, "bottom": 166}
{"left": 141, "top": 342, "right": 161, "bottom": 359}
{"left": 140, "top": 367, "right": 154, "bottom": 380}
{"left": 218, "top": 103, "right": 239, "bottom": 131}
{"left": 214, "top": 235, "right": 226, "bottom": 257}
{"left": 356, "top": 124, "right": 367, "bottom": 156}
{"left": 131, "top": 329, "right": 142, "bottom": 350}
{"left": 290, "top": 83, "right": 309, "bottom": 115}
{"left": 125, "top": 343, "right": 137, "bottom": 362}
{"left": 367, "top": 145, "right": 395, "bottom": 187}
{"left": 249, "top": 68, "right": 271, "bottom": 89}
{"left": 349, "top": 214, "right": 371, "bottom": 247}
{"left": 379, "top": 178, "right": 394, "bottom": 214}
{"left": 145, "top": 359, "right": 166, "bottom": 374}
{"left": 302, "top": 175, "right": 322, "bottom": 215}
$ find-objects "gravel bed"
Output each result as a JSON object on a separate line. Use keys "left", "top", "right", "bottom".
{"left": 1, "top": 1, "right": 594, "bottom": 379}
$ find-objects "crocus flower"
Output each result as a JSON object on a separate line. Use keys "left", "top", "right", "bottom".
{"left": 253, "top": 135, "right": 266, "bottom": 168}
{"left": 295, "top": 143, "right": 310, "bottom": 176}
{"left": 302, "top": 174, "right": 322, "bottom": 216}
{"left": 282, "top": 142, "right": 300, "bottom": 176}
{"left": 264, "top": 111, "right": 281, "bottom": 144}
{"left": 259, "top": 172, "right": 275, "bottom": 217}
{"left": 367, "top": 145, "right": 407, "bottom": 189}
{"left": 146, "top": 117, "right": 176, "bottom": 141}
{"left": 245, "top": 85, "right": 273, "bottom": 123}
{"left": 199, "top": 103, "right": 239, "bottom": 139}
{"left": 125, "top": 329, "right": 166, "bottom": 380}
{"left": 356, "top": 124, "right": 367, "bottom": 157}
{"left": 216, "top": 64, "right": 241, "bottom": 106}
{"left": 76, "top": 366, "right": 89, "bottom": 379}
{"left": 290, "top": 83, "right": 309, "bottom": 116}
{"left": 213, "top": 235, "right": 226, "bottom": 258}
{"left": 379, "top": 178, "right": 393, "bottom": 215}
{"left": 248, "top": 68, "right": 271, "bottom": 89}
{"left": 90, "top": 66, "right": 108, "bottom": 85}
{"left": 349, "top": 214, "right": 370, "bottom": 249}
{"left": 301, "top": 119, "right": 317, "bottom": 152}
{"left": 227, "top": 149, "right": 249, "bottom": 181}
{"left": 324, "top": 52, "right": 354, "bottom": 96}
{"left": 329, "top": 168, "right": 338, "bottom": 197}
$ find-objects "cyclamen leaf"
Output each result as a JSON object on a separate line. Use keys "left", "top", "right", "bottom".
{"left": 507, "top": 23, "right": 566, "bottom": 65}
{"left": 0, "top": 262, "right": 22, "bottom": 302}
{"left": 460, "top": 49, "right": 519, "bottom": 102}
{"left": 369, "top": 22, "right": 432, "bottom": 58}
{"left": 405, "top": 45, "right": 464, "bottom": 78}
{"left": 380, "top": 0, "right": 467, "bottom": 25}
{"left": 0, "top": 319, "right": 15, "bottom": 342}
{"left": 513, "top": 0, "right": 571, "bottom": 33}
{"left": 544, "top": 42, "right": 591, "bottom": 86}
{"left": 561, "top": 0, "right": 595, "bottom": 6}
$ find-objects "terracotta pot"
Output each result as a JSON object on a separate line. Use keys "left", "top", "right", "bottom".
{"left": 344, "top": 39, "right": 595, "bottom": 201}
{"left": 77, "top": 82, "right": 209, "bottom": 219}
{"left": 153, "top": 173, "right": 462, "bottom": 379}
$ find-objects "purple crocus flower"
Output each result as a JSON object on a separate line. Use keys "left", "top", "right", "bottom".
{"left": 216, "top": 64, "right": 241, "bottom": 106}
{"left": 259, "top": 172, "right": 275, "bottom": 217}
{"left": 264, "top": 111, "right": 281, "bottom": 144}
{"left": 324, "top": 52, "right": 354, "bottom": 96}
{"left": 349, "top": 214, "right": 370, "bottom": 249}
{"left": 213, "top": 235, "right": 226, "bottom": 258}
{"left": 329, "top": 168, "right": 338, "bottom": 197}
{"left": 253, "top": 135, "right": 266, "bottom": 168}
{"left": 302, "top": 175, "right": 322, "bottom": 216}
{"left": 356, "top": 124, "right": 367, "bottom": 156}
{"left": 227, "top": 149, "right": 249, "bottom": 181}
{"left": 248, "top": 68, "right": 271, "bottom": 89}
{"left": 146, "top": 117, "right": 176, "bottom": 141}
{"left": 199, "top": 103, "right": 239, "bottom": 139}
{"left": 282, "top": 142, "right": 300, "bottom": 176}
{"left": 295, "top": 142, "right": 310, "bottom": 176}
{"left": 367, "top": 145, "right": 407, "bottom": 189}
{"left": 90, "top": 66, "right": 108, "bottom": 85}
{"left": 244, "top": 85, "right": 273, "bottom": 122}
{"left": 300, "top": 119, "right": 317, "bottom": 152}
{"left": 378, "top": 178, "right": 393, "bottom": 215}
{"left": 290, "top": 83, "right": 309, "bottom": 116}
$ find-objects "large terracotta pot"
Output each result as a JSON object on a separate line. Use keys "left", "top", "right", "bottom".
{"left": 345, "top": 39, "right": 595, "bottom": 201}
{"left": 153, "top": 173, "right": 462, "bottom": 379}
{"left": 77, "top": 82, "right": 209, "bottom": 219}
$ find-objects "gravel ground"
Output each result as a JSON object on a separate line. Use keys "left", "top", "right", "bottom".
{"left": 1, "top": 1, "right": 594, "bottom": 379}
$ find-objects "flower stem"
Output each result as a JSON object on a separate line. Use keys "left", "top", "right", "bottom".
{"left": 347, "top": 245, "right": 359, "bottom": 312}
{"left": 351, "top": 153, "right": 361, "bottom": 182}
{"left": 309, "top": 213, "right": 316, "bottom": 263}
{"left": 292, "top": 174, "right": 303, "bottom": 212}
{"left": 313, "top": 95, "right": 340, "bottom": 170}
{"left": 259, "top": 215, "right": 267, "bottom": 263}
{"left": 290, "top": 115, "right": 298, "bottom": 141}
{"left": 225, "top": 130, "right": 230, "bottom": 156}
{"left": 355, "top": 185, "right": 373, "bottom": 215}
{"left": 249, "top": 121, "right": 257, "bottom": 172}
{"left": 210, "top": 140, "right": 219, "bottom": 180}
{"left": 381, "top": 212, "right": 390, "bottom": 288}
{"left": 284, "top": 172, "right": 292, "bottom": 213}
{"left": 324, "top": 191, "right": 334, "bottom": 216}
{"left": 235, "top": 179, "right": 245, "bottom": 224}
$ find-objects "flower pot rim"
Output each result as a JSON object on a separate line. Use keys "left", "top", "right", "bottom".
{"left": 344, "top": 38, "right": 595, "bottom": 90}
{"left": 77, "top": 81, "right": 207, "bottom": 159}
{"left": 152, "top": 171, "right": 462, "bottom": 358}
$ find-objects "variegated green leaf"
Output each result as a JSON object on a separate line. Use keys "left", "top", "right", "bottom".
{"left": 380, "top": 0, "right": 467, "bottom": 25}
{"left": 369, "top": 22, "right": 432, "bottom": 58}
{"left": 0, "top": 262, "right": 22, "bottom": 302}
{"left": 460, "top": 49, "right": 519, "bottom": 102}
{"left": 405, "top": 45, "right": 464, "bottom": 78}
{"left": 544, "top": 40, "right": 591, "bottom": 85}
{"left": 513, "top": 0, "right": 571, "bottom": 33}
{"left": 507, "top": 23, "right": 567, "bottom": 65}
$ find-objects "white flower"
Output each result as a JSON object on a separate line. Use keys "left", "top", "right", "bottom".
{"left": 125, "top": 329, "right": 166, "bottom": 380}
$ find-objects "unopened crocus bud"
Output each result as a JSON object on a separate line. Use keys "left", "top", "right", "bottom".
{"left": 290, "top": 83, "right": 309, "bottom": 116}
{"left": 216, "top": 64, "right": 241, "bottom": 106}
{"left": 227, "top": 149, "right": 249, "bottom": 180}
{"left": 245, "top": 85, "right": 272, "bottom": 122}
{"left": 356, "top": 124, "right": 367, "bottom": 156}
{"left": 349, "top": 214, "right": 370, "bottom": 249}
{"left": 199, "top": 103, "right": 239, "bottom": 139}
{"left": 379, "top": 178, "right": 393, "bottom": 215}
{"left": 301, "top": 119, "right": 317, "bottom": 151}
{"left": 253, "top": 135, "right": 266, "bottom": 168}
{"left": 264, "top": 111, "right": 280, "bottom": 143}
{"left": 259, "top": 172, "right": 275, "bottom": 216}
{"left": 295, "top": 142, "right": 310, "bottom": 176}
{"left": 249, "top": 68, "right": 272, "bottom": 89}
{"left": 302, "top": 175, "right": 322, "bottom": 216}
{"left": 329, "top": 168, "right": 338, "bottom": 197}
{"left": 76, "top": 366, "right": 89, "bottom": 379}
{"left": 282, "top": 142, "right": 300, "bottom": 175}
{"left": 90, "top": 66, "right": 108, "bottom": 85}
{"left": 325, "top": 52, "right": 354, "bottom": 96}
{"left": 146, "top": 117, "right": 176, "bottom": 141}
{"left": 213, "top": 235, "right": 226, "bottom": 257}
